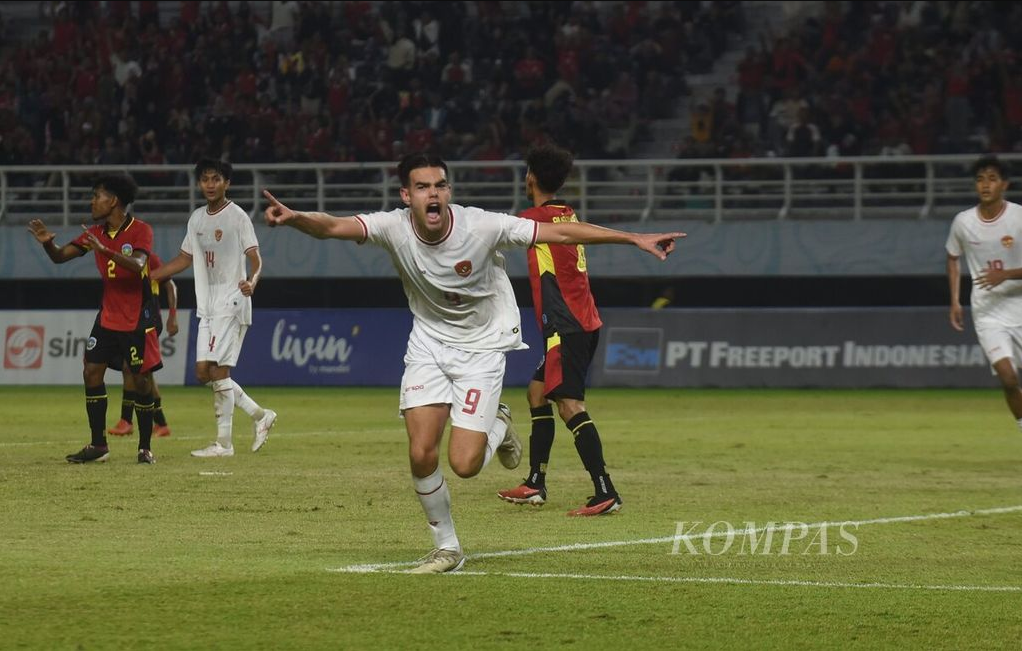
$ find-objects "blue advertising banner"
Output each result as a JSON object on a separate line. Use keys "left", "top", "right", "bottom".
{"left": 185, "top": 308, "right": 543, "bottom": 387}
{"left": 590, "top": 307, "right": 994, "bottom": 388}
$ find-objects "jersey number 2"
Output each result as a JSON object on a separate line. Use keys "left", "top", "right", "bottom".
{"left": 107, "top": 259, "right": 117, "bottom": 278}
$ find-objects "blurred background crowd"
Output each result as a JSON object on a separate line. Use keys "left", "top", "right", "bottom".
{"left": 0, "top": 0, "right": 1017, "bottom": 172}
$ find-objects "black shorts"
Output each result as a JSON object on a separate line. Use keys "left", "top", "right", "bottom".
{"left": 532, "top": 329, "right": 600, "bottom": 401}
{"left": 86, "top": 319, "right": 163, "bottom": 375}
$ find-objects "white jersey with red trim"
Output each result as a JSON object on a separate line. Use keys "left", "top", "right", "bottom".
{"left": 181, "top": 200, "right": 259, "bottom": 323}
{"left": 357, "top": 203, "right": 539, "bottom": 351}
{"left": 946, "top": 200, "right": 1022, "bottom": 326}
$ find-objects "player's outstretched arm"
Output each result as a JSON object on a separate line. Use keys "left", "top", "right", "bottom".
{"left": 149, "top": 252, "right": 193, "bottom": 283}
{"left": 27, "top": 219, "right": 83, "bottom": 263}
{"left": 263, "top": 189, "right": 366, "bottom": 241}
{"left": 536, "top": 221, "right": 686, "bottom": 261}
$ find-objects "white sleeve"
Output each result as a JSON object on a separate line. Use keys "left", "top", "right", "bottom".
{"left": 181, "top": 215, "right": 194, "bottom": 256}
{"left": 945, "top": 216, "right": 963, "bottom": 257}
{"left": 356, "top": 209, "right": 403, "bottom": 247}
{"left": 480, "top": 209, "right": 537, "bottom": 249}
{"left": 239, "top": 209, "right": 259, "bottom": 252}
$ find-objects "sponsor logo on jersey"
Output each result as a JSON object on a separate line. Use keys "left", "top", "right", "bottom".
{"left": 215, "top": 229, "right": 223, "bottom": 242}
{"left": 1002, "top": 235, "right": 1014, "bottom": 248}
{"left": 121, "top": 243, "right": 133, "bottom": 256}
{"left": 454, "top": 260, "right": 472, "bottom": 277}
{"left": 4, "top": 325, "right": 44, "bottom": 369}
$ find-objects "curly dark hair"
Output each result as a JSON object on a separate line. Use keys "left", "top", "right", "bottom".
{"left": 526, "top": 144, "right": 574, "bottom": 194}
{"left": 92, "top": 174, "right": 138, "bottom": 208}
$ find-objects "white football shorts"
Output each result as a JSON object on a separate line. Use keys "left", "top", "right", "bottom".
{"left": 196, "top": 315, "right": 248, "bottom": 367}
{"left": 975, "top": 321, "right": 1022, "bottom": 369}
{"left": 399, "top": 327, "right": 507, "bottom": 433}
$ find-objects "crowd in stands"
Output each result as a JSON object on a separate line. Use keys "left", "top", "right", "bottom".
{"left": 679, "top": 0, "right": 1022, "bottom": 162}
{"left": 0, "top": 0, "right": 743, "bottom": 173}
{"left": 3, "top": 0, "right": 1019, "bottom": 177}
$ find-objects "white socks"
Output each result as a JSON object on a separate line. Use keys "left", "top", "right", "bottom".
{"left": 232, "top": 379, "right": 265, "bottom": 420}
{"left": 413, "top": 466, "right": 460, "bottom": 552}
{"left": 210, "top": 379, "right": 235, "bottom": 448}
{"left": 481, "top": 415, "right": 509, "bottom": 469}
{"left": 208, "top": 378, "right": 264, "bottom": 448}
{"left": 1017, "top": 417, "right": 1022, "bottom": 433}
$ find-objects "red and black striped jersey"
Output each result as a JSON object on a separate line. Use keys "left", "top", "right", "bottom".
{"left": 520, "top": 202, "right": 602, "bottom": 336}
{"left": 72, "top": 215, "right": 157, "bottom": 332}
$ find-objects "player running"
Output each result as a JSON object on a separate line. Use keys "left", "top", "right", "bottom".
{"left": 264, "top": 152, "right": 683, "bottom": 573}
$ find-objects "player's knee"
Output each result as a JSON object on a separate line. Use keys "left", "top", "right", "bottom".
{"left": 409, "top": 445, "right": 438, "bottom": 472}
{"left": 83, "top": 365, "right": 103, "bottom": 386}
{"left": 447, "top": 445, "right": 482, "bottom": 478}
{"left": 449, "top": 456, "right": 481, "bottom": 479}
{"left": 195, "top": 366, "right": 211, "bottom": 384}
{"left": 134, "top": 373, "right": 152, "bottom": 395}
{"left": 526, "top": 381, "right": 547, "bottom": 408}
{"left": 557, "top": 400, "right": 584, "bottom": 423}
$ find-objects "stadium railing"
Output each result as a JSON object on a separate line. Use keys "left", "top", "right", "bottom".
{"left": 1, "top": 154, "right": 1017, "bottom": 226}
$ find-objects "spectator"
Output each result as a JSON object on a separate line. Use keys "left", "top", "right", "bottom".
{"left": 0, "top": 0, "right": 749, "bottom": 168}
{"left": 769, "top": 88, "right": 807, "bottom": 152}
{"left": 413, "top": 9, "right": 440, "bottom": 59}
{"left": 785, "top": 107, "right": 822, "bottom": 157}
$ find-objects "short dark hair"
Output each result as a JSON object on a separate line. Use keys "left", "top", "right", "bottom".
{"left": 526, "top": 144, "right": 574, "bottom": 194}
{"left": 194, "top": 157, "right": 233, "bottom": 181}
{"left": 972, "top": 155, "right": 1010, "bottom": 180}
{"left": 93, "top": 173, "right": 138, "bottom": 208}
{"left": 397, "top": 153, "right": 448, "bottom": 187}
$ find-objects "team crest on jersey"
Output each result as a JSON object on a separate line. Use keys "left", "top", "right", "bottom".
{"left": 454, "top": 260, "right": 472, "bottom": 277}
{"left": 1002, "top": 235, "right": 1015, "bottom": 248}
{"left": 121, "top": 243, "right": 133, "bottom": 256}
{"left": 86, "top": 337, "right": 97, "bottom": 351}
{"left": 215, "top": 229, "right": 223, "bottom": 242}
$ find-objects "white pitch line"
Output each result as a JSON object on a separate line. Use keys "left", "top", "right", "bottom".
{"left": 369, "top": 569, "right": 1022, "bottom": 593}
{"left": 329, "top": 504, "right": 1022, "bottom": 573}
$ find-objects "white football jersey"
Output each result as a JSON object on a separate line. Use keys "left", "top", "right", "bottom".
{"left": 356, "top": 204, "right": 538, "bottom": 351}
{"left": 946, "top": 201, "right": 1022, "bottom": 326}
{"left": 181, "top": 201, "right": 259, "bottom": 323}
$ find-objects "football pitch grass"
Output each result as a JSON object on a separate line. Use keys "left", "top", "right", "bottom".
{"left": 1, "top": 386, "right": 1020, "bottom": 649}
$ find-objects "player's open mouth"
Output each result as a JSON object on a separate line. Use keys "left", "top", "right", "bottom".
{"left": 426, "top": 203, "right": 441, "bottom": 223}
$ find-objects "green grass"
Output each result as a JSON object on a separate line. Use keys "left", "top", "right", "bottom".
{"left": 1, "top": 386, "right": 1020, "bottom": 649}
